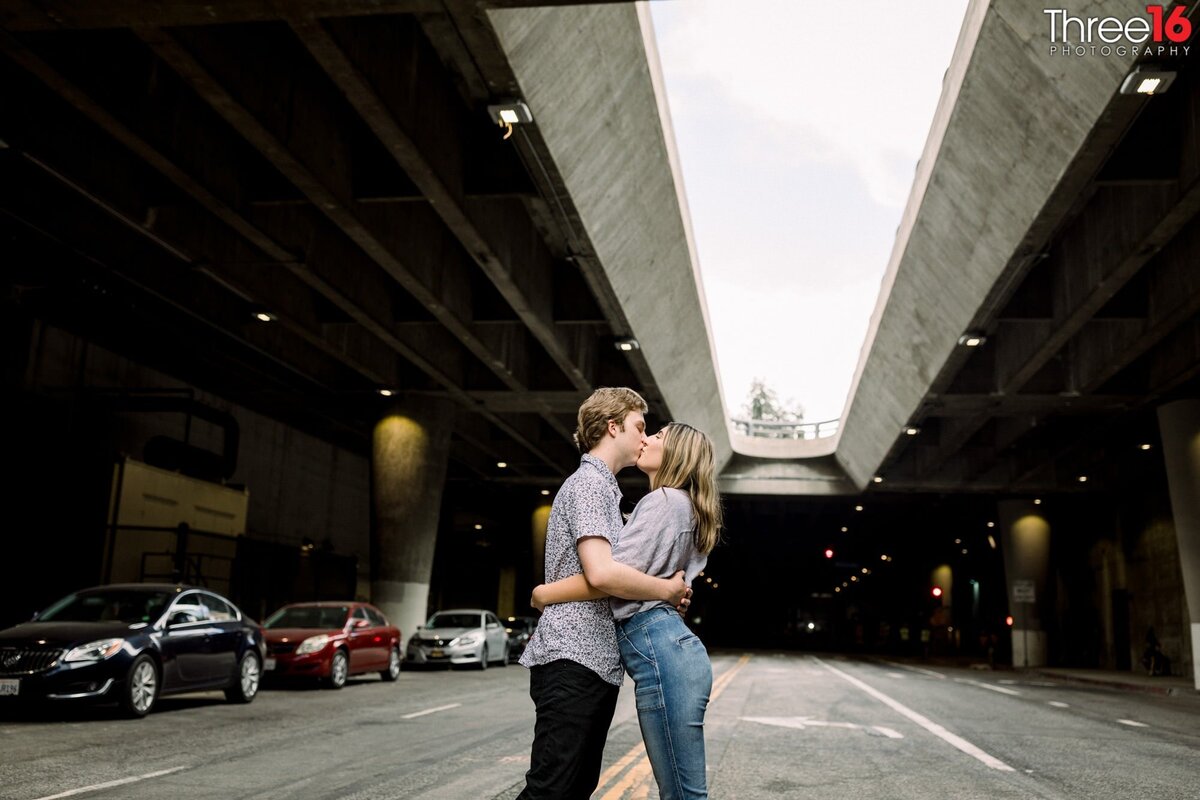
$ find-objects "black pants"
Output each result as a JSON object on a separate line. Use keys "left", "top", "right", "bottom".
{"left": 518, "top": 659, "right": 620, "bottom": 800}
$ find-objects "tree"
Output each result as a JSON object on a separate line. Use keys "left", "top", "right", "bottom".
{"left": 741, "top": 378, "right": 804, "bottom": 422}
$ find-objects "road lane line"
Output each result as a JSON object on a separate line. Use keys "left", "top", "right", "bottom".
{"left": 882, "top": 660, "right": 946, "bottom": 680}
{"left": 598, "top": 757, "right": 654, "bottom": 800}
{"left": 873, "top": 726, "right": 904, "bottom": 739}
{"left": 1117, "top": 719, "right": 1148, "bottom": 727}
{"left": 957, "top": 678, "right": 1021, "bottom": 696}
{"left": 815, "top": 658, "right": 1014, "bottom": 772}
{"left": 1048, "top": 701, "right": 1069, "bottom": 708}
{"left": 595, "top": 654, "right": 751, "bottom": 796}
{"left": 32, "top": 766, "right": 188, "bottom": 800}
{"left": 401, "top": 702, "right": 461, "bottom": 719}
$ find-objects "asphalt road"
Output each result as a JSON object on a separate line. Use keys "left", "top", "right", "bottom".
{"left": 0, "top": 653, "right": 1197, "bottom": 800}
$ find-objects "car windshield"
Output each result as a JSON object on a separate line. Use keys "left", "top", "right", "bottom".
{"left": 263, "top": 606, "right": 350, "bottom": 629}
{"left": 38, "top": 589, "right": 174, "bottom": 624}
{"left": 427, "top": 613, "right": 480, "bottom": 629}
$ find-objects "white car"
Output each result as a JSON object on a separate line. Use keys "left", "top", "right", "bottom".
{"left": 405, "top": 609, "right": 509, "bottom": 670}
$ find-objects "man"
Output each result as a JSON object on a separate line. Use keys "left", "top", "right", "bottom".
{"left": 518, "top": 387, "right": 690, "bottom": 800}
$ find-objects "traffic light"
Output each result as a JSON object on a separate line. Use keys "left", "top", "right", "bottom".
{"left": 824, "top": 548, "right": 834, "bottom": 559}
{"left": 931, "top": 586, "right": 943, "bottom": 598}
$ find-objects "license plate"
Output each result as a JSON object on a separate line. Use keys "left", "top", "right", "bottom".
{"left": 263, "top": 658, "right": 276, "bottom": 671}
{"left": 430, "top": 649, "right": 444, "bottom": 658}
{"left": 0, "top": 679, "right": 18, "bottom": 697}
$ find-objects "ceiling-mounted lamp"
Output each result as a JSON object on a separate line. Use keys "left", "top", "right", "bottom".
{"left": 957, "top": 332, "right": 987, "bottom": 347}
{"left": 487, "top": 99, "right": 533, "bottom": 140}
{"left": 614, "top": 337, "right": 640, "bottom": 352}
{"left": 1119, "top": 65, "right": 1178, "bottom": 96}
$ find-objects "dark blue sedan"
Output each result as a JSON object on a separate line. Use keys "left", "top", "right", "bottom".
{"left": 0, "top": 584, "right": 265, "bottom": 717}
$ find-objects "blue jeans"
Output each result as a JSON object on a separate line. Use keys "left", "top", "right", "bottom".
{"left": 617, "top": 607, "right": 712, "bottom": 800}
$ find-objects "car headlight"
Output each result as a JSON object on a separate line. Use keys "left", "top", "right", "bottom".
{"left": 296, "top": 634, "right": 331, "bottom": 655}
{"left": 450, "top": 634, "right": 481, "bottom": 648}
{"left": 64, "top": 638, "right": 125, "bottom": 662}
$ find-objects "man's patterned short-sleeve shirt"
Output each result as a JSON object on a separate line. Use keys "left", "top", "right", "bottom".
{"left": 519, "top": 453, "right": 624, "bottom": 685}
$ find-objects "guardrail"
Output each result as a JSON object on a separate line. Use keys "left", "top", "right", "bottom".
{"left": 732, "top": 417, "right": 840, "bottom": 440}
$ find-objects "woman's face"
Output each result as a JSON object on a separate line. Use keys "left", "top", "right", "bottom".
{"left": 637, "top": 426, "right": 667, "bottom": 475}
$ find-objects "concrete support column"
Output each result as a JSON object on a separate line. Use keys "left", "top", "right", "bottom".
{"left": 1158, "top": 399, "right": 1200, "bottom": 689}
{"left": 998, "top": 500, "right": 1051, "bottom": 668}
{"left": 531, "top": 503, "right": 551, "bottom": 587}
{"left": 371, "top": 398, "right": 452, "bottom": 646}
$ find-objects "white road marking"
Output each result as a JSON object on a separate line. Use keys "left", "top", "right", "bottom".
{"left": 741, "top": 716, "right": 903, "bottom": 738}
{"left": 886, "top": 672, "right": 907, "bottom": 679}
{"left": 998, "top": 679, "right": 1018, "bottom": 684}
{"left": 882, "top": 660, "right": 946, "bottom": 680}
{"left": 1117, "top": 719, "right": 1149, "bottom": 728}
{"left": 1048, "top": 701, "right": 1070, "bottom": 708}
{"left": 957, "top": 678, "right": 1020, "bottom": 696}
{"left": 32, "top": 767, "right": 188, "bottom": 800}
{"left": 1027, "top": 681, "right": 1059, "bottom": 687}
{"left": 816, "top": 658, "right": 1014, "bottom": 772}
{"left": 402, "top": 702, "right": 461, "bottom": 719}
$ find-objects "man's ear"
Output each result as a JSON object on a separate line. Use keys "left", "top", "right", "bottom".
{"left": 606, "top": 418, "right": 620, "bottom": 438}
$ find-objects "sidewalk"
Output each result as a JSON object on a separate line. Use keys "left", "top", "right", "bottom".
{"left": 1030, "top": 666, "right": 1197, "bottom": 697}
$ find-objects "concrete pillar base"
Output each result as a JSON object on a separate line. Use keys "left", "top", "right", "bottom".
{"left": 373, "top": 579, "right": 430, "bottom": 650}
{"left": 1012, "top": 629, "right": 1047, "bottom": 668}
{"left": 1191, "top": 623, "right": 1200, "bottom": 690}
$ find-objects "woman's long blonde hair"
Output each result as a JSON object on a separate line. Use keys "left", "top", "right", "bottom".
{"left": 650, "top": 422, "right": 723, "bottom": 555}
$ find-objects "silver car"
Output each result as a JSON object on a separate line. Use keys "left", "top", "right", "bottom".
{"left": 405, "top": 609, "right": 509, "bottom": 670}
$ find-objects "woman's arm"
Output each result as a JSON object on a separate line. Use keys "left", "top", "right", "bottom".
{"left": 530, "top": 574, "right": 604, "bottom": 611}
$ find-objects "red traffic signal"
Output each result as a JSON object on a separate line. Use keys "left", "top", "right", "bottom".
{"left": 824, "top": 548, "right": 834, "bottom": 559}
{"left": 931, "top": 587, "right": 943, "bottom": 598}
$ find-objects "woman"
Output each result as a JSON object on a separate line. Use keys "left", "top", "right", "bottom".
{"left": 532, "top": 422, "right": 722, "bottom": 800}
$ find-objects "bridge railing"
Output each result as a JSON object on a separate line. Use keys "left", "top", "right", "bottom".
{"left": 731, "top": 417, "right": 840, "bottom": 440}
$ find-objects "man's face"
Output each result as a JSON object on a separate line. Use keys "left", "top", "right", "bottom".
{"left": 610, "top": 410, "right": 647, "bottom": 469}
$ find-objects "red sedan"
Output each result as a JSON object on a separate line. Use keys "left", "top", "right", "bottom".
{"left": 262, "top": 602, "right": 401, "bottom": 688}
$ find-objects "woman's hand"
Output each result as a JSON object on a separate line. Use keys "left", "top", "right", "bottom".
{"left": 663, "top": 570, "right": 690, "bottom": 609}
{"left": 530, "top": 584, "right": 548, "bottom": 612}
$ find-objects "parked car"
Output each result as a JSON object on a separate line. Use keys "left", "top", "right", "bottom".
{"left": 262, "top": 602, "right": 400, "bottom": 688}
{"left": 406, "top": 609, "right": 509, "bottom": 669}
{"left": 0, "top": 583, "right": 264, "bottom": 717}
{"left": 504, "top": 616, "right": 538, "bottom": 663}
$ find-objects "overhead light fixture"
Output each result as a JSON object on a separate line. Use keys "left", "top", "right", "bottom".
{"left": 1119, "top": 65, "right": 1177, "bottom": 96}
{"left": 473, "top": 524, "right": 483, "bottom": 530}
{"left": 880, "top": 554, "right": 889, "bottom": 561}
{"left": 987, "top": 535, "right": 997, "bottom": 550}
{"left": 1139, "top": 443, "right": 1152, "bottom": 451}
{"left": 496, "top": 461, "right": 508, "bottom": 469}
{"left": 1033, "top": 498, "right": 1042, "bottom": 505}
{"left": 954, "top": 538, "right": 962, "bottom": 545}
{"left": 840, "top": 526, "right": 848, "bottom": 533}
{"left": 540, "top": 489, "right": 550, "bottom": 496}
{"left": 854, "top": 505, "right": 863, "bottom": 512}
{"left": 487, "top": 99, "right": 533, "bottom": 140}
{"left": 614, "top": 337, "right": 640, "bottom": 352}
{"left": 872, "top": 476, "right": 884, "bottom": 484}
{"left": 1077, "top": 475, "right": 1088, "bottom": 483}
{"left": 957, "top": 332, "right": 987, "bottom": 347}
{"left": 377, "top": 388, "right": 395, "bottom": 397}
{"left": 252, "top": 310, "right": 277, "bottom": 323}
{"left": 904, "top": 426, "right": 920, "bottom": 436}
{"left": 961, "top": 548, "right": 968, "bottom": 555}
{"left": 987, "top": 521, "right": 995, "bottom": 528}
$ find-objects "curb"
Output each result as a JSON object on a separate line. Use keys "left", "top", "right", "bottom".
{"left": 1032, "top": 669, "right": 1194, "bottom": 697}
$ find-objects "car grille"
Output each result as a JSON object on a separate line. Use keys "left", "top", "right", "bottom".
{"left": 270, "top": 643, "right": 297, "bottom": 655}
{"left": 0, "top": 647, "right": 63, "bottom": 676}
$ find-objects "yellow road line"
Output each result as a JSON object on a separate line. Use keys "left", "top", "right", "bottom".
{"left": 595, "top": 654, "right": 752, "bottom": 799}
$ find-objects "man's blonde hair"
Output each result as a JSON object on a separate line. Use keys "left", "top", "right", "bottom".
{"left": 574, "top": 388, "right": 648, "bottom": 453}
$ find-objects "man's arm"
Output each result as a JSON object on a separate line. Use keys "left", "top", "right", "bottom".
{"left": 577, "top": 538, "right": 688, "bottom": 606}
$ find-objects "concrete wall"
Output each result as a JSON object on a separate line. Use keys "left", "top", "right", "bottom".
{"left": 23, "top": 323, "right": 371, "bottom": 586}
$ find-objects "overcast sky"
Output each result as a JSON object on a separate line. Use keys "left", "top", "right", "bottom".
{"left": 649, "top": 0, "right": 970, "bottom": 422}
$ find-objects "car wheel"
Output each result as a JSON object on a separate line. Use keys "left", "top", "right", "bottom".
{"left": 226, "top": 650, "right": 262, "bottom": 704}
{"left": 120, "top": 654, "right": 159, "bottom": 718}
{"left": 380, "top": 646, "right": 401, "bottom": 682}
{"left": 478, "top": 644, "right": 488, "bottom": 671}
{"left": 326, "top": 650, "right": 349, "bottom": 689}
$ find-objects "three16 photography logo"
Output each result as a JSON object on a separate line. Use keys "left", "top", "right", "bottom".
{"left": 1045, "top": 5, "right": 1192, "bottom": 56}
